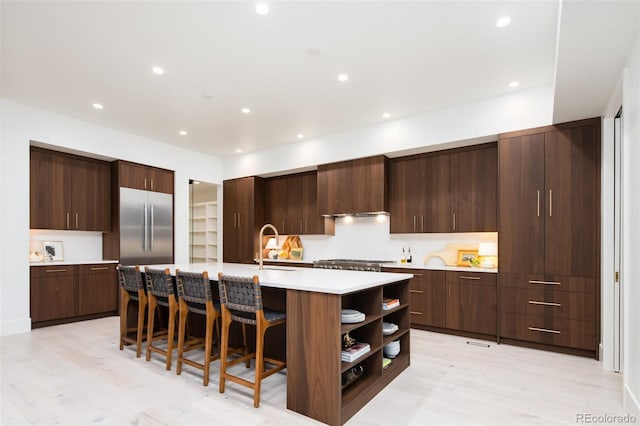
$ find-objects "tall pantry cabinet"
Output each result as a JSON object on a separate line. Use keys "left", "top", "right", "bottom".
{"left": 498, "top": 118, "right": 600, "bottom": 357}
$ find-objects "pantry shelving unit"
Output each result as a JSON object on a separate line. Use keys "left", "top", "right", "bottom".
{"left": 189, "top": 201, "right": 218, "bottom": 263}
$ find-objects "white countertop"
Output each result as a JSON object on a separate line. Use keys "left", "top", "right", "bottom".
{"left": 30, "top": 260, "right": 119, "bottom": 266}
{"left": 141, "top": 262, "right": 413, "bottom": 295}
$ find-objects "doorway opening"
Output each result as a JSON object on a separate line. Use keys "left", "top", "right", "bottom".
{"left": 189, "top": 180, "right": 220, "bottom": 263}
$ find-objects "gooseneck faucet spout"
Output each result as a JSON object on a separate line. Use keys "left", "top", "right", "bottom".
{"left": 258, "top": 224, "right": 279, "bottom": 270}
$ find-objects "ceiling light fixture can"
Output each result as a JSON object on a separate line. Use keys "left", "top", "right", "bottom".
{"left": 241, "top": 107, "right": 251, "bottom": 114}
{"left": 297, "top": 134, "right": 304, "bottom": 139}
{"left": 152, "top": 66, "right": 164, "bottom": 75}
{"left": 255, "top": 3, "right": 269, "bottom": 15}
{"left": 92, "top": 103, "right": 103, "bottom": 110}
{"left": 382, "top": 113, "right": 391, "bottom": 119}
{"left": 338, "top": 73, "right": 349, "bottom": 82}
{"left": 508, "top": 81, "right": 520, "bottom": 88}
{"left": 496, "top": 16, "right": 511, "bottom": 28}
{"left": 179, "top": 130, "right": 188, "bottom": 136}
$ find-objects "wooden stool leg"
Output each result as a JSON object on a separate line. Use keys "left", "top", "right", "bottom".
{"left": 165, "top": 304, "right": 177, "bottom": 370}
{"left": 219, "top": 311, "right": 231, "bottom": 394}
{"left": 136, "top": 300, "right": 146, "bottom": 358}
{"left": 254, "top": 321, "right": 265, "bottom": 408}
{"left": 176, "top": 305, "right": 188, "bottom": 375}
{"left": 203, "top": 311, "right": 214, "bottom": 387}
{"left": 145, "top": 298, "right": 156, "bottom": 361}
{"left": 119, "top": 290, "right": 129, "bottom": 350}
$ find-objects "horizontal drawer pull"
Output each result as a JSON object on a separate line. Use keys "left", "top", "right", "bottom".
{"left": 409, "top": 311, "right": 423, "bottom": 315}
{"left": 528, "top": 300, "right": 561, "bottom": 307}
{"left": 90, "top": 267, "right": 110, "bottom": 271}
{"left": 409, "top": 290, "right": 423, "bottom": 294}
{"left": 528, "top": 280, "right": 561, "bottom": 286}
{"left": 45, "top": 269, "right": 68, "bottom": 273}
{"left": 459, "top": 276, "right": 481, "bottom": 280}
{"left": 528, "top": 326, "right": 561, "bottom": 334}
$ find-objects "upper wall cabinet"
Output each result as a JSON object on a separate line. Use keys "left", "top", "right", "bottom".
{"left": 264, "top": 171, "right": 334, "bottom": 235}
{"left": 118, "top": 160, "right": 174, "bottom": 194}
{"left": 223, "top": 177, "right": 264, "bottom": 263}
{"left": 390, "top": 143, "right": 497, "bottom": 233}
{"left": 498, "top": 119, "right": 599, "bottom": 277}
{"left": 30, "top": 147, "right": 111, "bottom": 231}
{"left": 317, "top": 155, "right": 389, "bottom": 216}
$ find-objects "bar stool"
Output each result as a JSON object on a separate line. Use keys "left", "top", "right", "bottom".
{"left": 144, "top": 267, "right": 179, "bottom": 370}
{"left": 217, "top": 273, "right": 286, "bottom": 408}
{"left": 117, "top": 265, "right": 147, "bottom": 358}
{"left": 175, "top": 270, "right": 220, "bottom": 386}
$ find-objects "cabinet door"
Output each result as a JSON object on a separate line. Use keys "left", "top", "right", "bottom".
{"left": 30, "top": 147, "right": 69, "bottom": 230}
{"left": 450, "top": 146, "right": 497, "bottom": 232}
{"left": 30, "top": 266, "right": 78, "bottom": 323}
{"left": 390, "top": 158, "right": 422, "bottom": 233}
{"left": 147, "top": 167, "right": 174, "bottom": 194}
{"left": 544, "top": 126, "right": 598, "bottom": 277}
{"left": 287, "top": 174, "right": 303, "bottom": 234}
{"left": 498, "top": 133, "right": 545, "bottom": 274}
{"left": 265, "top": 177, "right": 289, "bottom": 233}
{"left": 223, "top": 177, "right": 263, "bottom": 263}
{"left": 69, "top": 157, "right": 111, "bottom": 231}
{"left": 420, "top": 154, "right": 450, "bottom": 232}
{"left": 445, "top": 272, "right": 497, "bottom": 335}
{"left": 411, "top": 271, "right": 446, "bottom": 327}
{"left": 118, "top": 161, "right": 149, "bottom": 191}
{"left": 78, "top": 264, "right": 118, "bottom": 315}
{"left": 223, "top": 180, "right": 241, "bottom": 262}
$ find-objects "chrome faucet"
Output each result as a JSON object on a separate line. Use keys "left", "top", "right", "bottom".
{"left": 258, "top": 223, "right": 279, "bottom": 270}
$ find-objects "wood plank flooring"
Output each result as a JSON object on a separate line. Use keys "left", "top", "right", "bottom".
{"left": 0, "top": 317, "right": 628, "bottom": 425}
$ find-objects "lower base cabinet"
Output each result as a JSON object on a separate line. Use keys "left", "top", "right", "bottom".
{"left": 31, "top": 263, "right": 118, "bottom": 327}
{"left": 445, "top": 271, "right": 497, "bottom": 336}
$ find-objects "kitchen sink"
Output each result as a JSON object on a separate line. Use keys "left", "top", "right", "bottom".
{"left": 244, "top": 265, "right": 296, "bottom": 272}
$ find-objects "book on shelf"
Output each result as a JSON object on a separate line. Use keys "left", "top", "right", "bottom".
{"left": 341, "top": 342, "right": 371, "bottom": 362}
{"left": 382, "top": 357, "right": 393, "bottom": 369}
{"left": 382, "top": 297, "right": 400, "bottom": 310}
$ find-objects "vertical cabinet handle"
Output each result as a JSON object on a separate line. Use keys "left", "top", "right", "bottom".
{"left": 448, "top": 284, "right": 451, "bottom": 299}
{"left": 151, "top": 179, "right": 154, "bottom": 191}
{"left": 66, "top": 212, "right": 70, "bottom": 229}
{"left": 237, "top": 213, "right": 241, "bottom": 228}
{"left": 75, "top": 213, "right": 78, "bottom": 229}
{"left": 413, "top": 215, "right": 417, "bottom": 232}
{"left": 300, "top": 219, "right": 303, "bottom": 234}
{"left": 421, "top": 215, "right": 424, "bottom": 232}
{"left": 549, "top": 190, "right": 553, "bottom": 217}
{"left": 452, "top": 213, "right": 456, "bottom": 231}
{"left": 144, "top": 204, "right": 148, "bottom": 251}
{"left": 150, "top": 204, "right": 154, "bottom": 251}
{"left": 144, "top": 178, "right": 147, "bottom": 190}
{"left": 537, "top": 190, "right": 540, "bottom": 217}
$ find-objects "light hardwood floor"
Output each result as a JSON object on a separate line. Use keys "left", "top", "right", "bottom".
{"left": 0, "top": 317, "right": 629, "bottom": 425}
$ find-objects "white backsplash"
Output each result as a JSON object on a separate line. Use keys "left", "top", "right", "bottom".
{"left": 29, "top": 230, "right": 103, "bottom": 262}
{"left": 298, "top": 216, "right": 497, "bottom": 264}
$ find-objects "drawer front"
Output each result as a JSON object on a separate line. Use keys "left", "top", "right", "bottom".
{"left": 31, "top": 265, "right": 78, "bottom": 279}
{"left": 500, "top": 312, "right": 596, "bottom": 351}
{"left": 79, "top": 263, "right": 116, "bottom": 276}
{"left": 500, "top": 273, "right": 595, "bottom": 293}
{"left": 446, "top": 270, "right": 496, "bottom": 286}
{"left": 500, "top": 287, "right": 595, "bottom": 321}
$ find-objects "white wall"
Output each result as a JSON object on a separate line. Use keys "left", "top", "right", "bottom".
{"left": 223, "top": 86, "right": 554, "bottom": 179}
{"left": 621, "top": 29, "right": 640, "bottom": 415}
{"left": 0, "top": 99, "right": 223, "bottom": 336}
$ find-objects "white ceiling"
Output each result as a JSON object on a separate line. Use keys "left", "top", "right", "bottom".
{"left": 1, "top": 1, "right": 638, "bottom": 158}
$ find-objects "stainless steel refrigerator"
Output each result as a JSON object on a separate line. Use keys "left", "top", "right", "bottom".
{"left": 119, "top": 187, "right": 173, "bottom": 265}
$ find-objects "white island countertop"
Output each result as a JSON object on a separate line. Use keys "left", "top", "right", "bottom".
{"left": 142, "top": 262, "right": 413, "bottom": 295}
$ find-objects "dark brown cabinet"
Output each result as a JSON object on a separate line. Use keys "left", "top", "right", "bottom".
{"left": 117, "top": 160, "right": 174, "bottom": 194}
{"left": 390, "top": 144, "right": 496, "bottom": 233}
{"left": 498, "top": 118, "right": 600, "bottom": 356}
{"left": 78, "top": 264, "right": 118, "bottom": 315}
{"left": 385, "top": 268, "right": 446, "bottom": 327}
{"left": 264, "top": 172, "right": 334, "bottom": 235}
{"left": 445, "top": 271, "right": 497, "bottom": 336}
{"left": 30, "top": 147, "right": 111, "bottom": 231}
{"left": 223, "top": 177, "right": 264, "bottom": 263}
{"left": 30, "top": 263, "right": 118, "bottom": 327}
{"left": 318, "top": 155, "right": 389, "bottom": 216}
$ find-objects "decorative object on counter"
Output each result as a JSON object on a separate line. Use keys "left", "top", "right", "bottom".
{"left": 341, "top": 341, "right": 370, "bottom": 362}
{"left": 456, "top": 249, "right": 478, "bottom": 267}
{"left": 425, "top": 243, "right": 495, "bottom": 266}
{"left": 407, "top": 246, "right": 412, "bottom": 263}
{"left": 42, "top": 241, "right": 64, "bottom": 261}
{"left": 290, "top": 247, "right": 303, "bottom": 261}
{"left": 278, "top": 235, "right": 302, "bottom": 259}
{"left": 382, "top": 322, "right": 399, "bottom": 336}
{"left": 265, "top": 238, "right": 280, "bottom": 259}
{"left": 341, "top": 364, "right": 364, "bottom": 388}
{"left": 382, "top": 357, "right": 392, "bottom": 369}
{"left": 383, "top": 340, "right": 401, "bottom": 358}
{"left": 400, "top": 246, "right": 407, "bottom": 264}
{"left": 341, "top": 308, "right": 365, "bottom": 323}
{"left": 382, "top": 297, "right": 400, "bottom": 310}
{"left": 29, "top": 240, "right": 44, "bottom": 262}
{"left": 478, "top": 242, "right": 498, "bottom": 268}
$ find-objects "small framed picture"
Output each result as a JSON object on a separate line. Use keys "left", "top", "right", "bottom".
{"left": 43, "top": 241, "right": 64, "bottom": 261}
{"left": 456, "top": 249, "right": 478, "bottom": 267}
{"left": 290, "top": 247, "right": 303, "bottom": 261}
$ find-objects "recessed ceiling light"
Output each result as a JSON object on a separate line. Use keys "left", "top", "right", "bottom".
{"left": 152, "top": 66, "right": 164, "bottom": 75}
{"left": 255, "top": 3, "right": 269, "bottom": 15}
{"left": 337, "top": 73, "right": 349, "bottom": 82}
{"left": 297, "top": 134, "right": 304, "bottom": 139}
{"left": 496, "top": 16, "right": 511, "bottom": 28}
{"left": 241, "top": 107, "right": 251, "bottom": 114}
{"left": 508, "top": 81, "right": 520, "bottom": 88}
{"left": 179, "top": 130, "right": 188, "bottom": 136}
{"left": 235, "top": 148, "right": 243, "bottom": 153}
{"left": 382, "top": 112, "right": 391, "bottom": 119}
{"left": 92, "top": 103, "right": 103, "bottom": 110}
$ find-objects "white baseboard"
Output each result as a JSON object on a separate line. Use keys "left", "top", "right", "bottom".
{"left": 0, "top": 317, "right": 31, "bottom": 336}
{"left": 625, "top": 385, "right": 640, "bottom": 417}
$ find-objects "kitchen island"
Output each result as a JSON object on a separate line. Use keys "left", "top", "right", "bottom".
{"left": 145, "top": 263, "right": 413, "bottom": 425}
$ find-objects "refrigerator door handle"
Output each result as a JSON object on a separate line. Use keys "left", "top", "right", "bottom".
{"left": 144, "top": 204, "right": 148, "bottom": 252}
{"left": 150, "top": 204, "right": 154, "bottom": 252}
